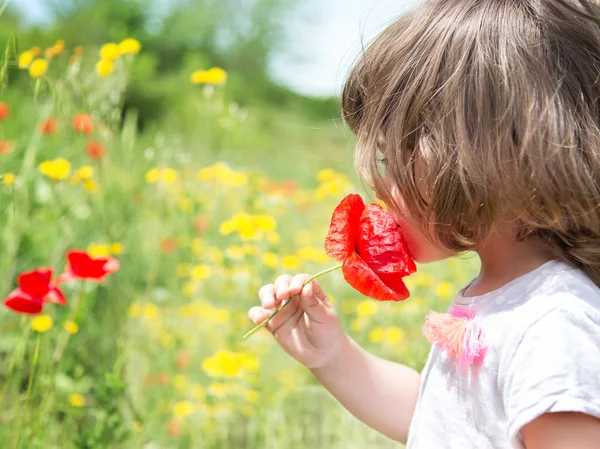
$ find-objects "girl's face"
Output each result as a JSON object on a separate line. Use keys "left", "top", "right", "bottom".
{"left": 377, "top": 170, "right": 457, "bottom": 264}
{"left": 389, "top": 194, "right": 457, "bottom": 264}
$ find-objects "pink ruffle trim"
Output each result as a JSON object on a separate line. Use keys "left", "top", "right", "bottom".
{"left": 423, "top": 305, "right": 487, "bottom": 370}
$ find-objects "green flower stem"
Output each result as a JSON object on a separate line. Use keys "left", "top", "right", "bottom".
{"left": 53, "top": 281, "right": 85, "bottom": 361}
{"left": 0, "top": 324, "right": 30, "bottom": 405}
{"left": 242, "top": 262, "right": 343, "bottom": 340}
{"left": 13, "top": 334, "right": 40, "bottom": 449}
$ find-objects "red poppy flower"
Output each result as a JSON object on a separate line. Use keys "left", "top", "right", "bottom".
{"left": 62, "top": 250, "right": 119, "bottom": 282}
{"left": 41, "top": 118, "right": 58, "bottom": 135}
{"left": 72, "top": 114, "right": 93, "bottom": 134}
{"left": 0, "top": 140, "right": 11, "bottom": 155}
{"left": 325, "top": 194, "right": 416, "bottom": 301}
{"left": 193, "top": 215, "right": 208, "bottom": 234}
{"left": 86, "top": 140, "right": 106, "bottom": 159}
{"left": 161, "top": 238, "right": 177, "bottom": 254}
{"left": 0, "top": 102, "right": 9, "bottom": 121}
{"left": 3, "top": 268, "right": 67, "bottom": 315}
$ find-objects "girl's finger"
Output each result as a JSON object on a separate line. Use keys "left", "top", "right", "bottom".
{"left": 288, "top": 274, "right": 311, "bottom": 296}
{"left": 258, "top": 283, "right": 277, "bottom": 309}
{"left": 248, "top": 306, "right": 272, "bottom": 325}
{"left": 274, "top": 274, "right": 294, "bottom": 302}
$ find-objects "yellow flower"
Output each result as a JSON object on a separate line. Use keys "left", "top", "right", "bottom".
{"left": 110, "top": 242, "right": 124, "bottom": 254}
{"left": 73, "top": 166, "right": 95, "bottom": 182}
{"left": 190, "top": 67, "right": 228, "bottom": 85}
{"left": 173, "top": 401, "right": 195, "bottom": 418}
{"left": 262, "top": 252, "right": 278, "bottom": 269}
{"left": 96, "top": 59, "right": 115, "bottom": 77}
{"left": 145, "top": 168, "right": 160, "bottom": 184}
{"left": 237, "top": 353, "right": 259, "bottom": 372}
{"left": 127, "top": 303, "right": 142, "bottom": 317}
{"left": 118, "top": 38, "right": 141, "bottom": 55}
{"left": 31, "top": 315, "right": 53, "bottom": 333}
{"left": 281, "top": 255, "right": 300, "bottom": 270}
{"left": 356, "top": 300, "right": 378, "bottom": 317}
{"left": 87, "top": 243, "right": 111, "bottom": 258}
{"left": 64, "top": 321, "right": 79, "bottom": 335}
{"left": 39, "top": 158, "right": 71, "bottom": 180}
{"left": 316, "top": 168, "right": 338, "bottom": 183}
{"left": 29, "top": 59, "right": 48, "bottom": 78}
{"left": 2, "top": 173, "right": 15, "bottom": 186}
{"left": 368, "top": 327, "right": 385, "bottom": 344}
{"left": 162, "top": 168, "right": 179, "bottom": 184}
{"left": 134, "top": 421, "right": 143, "bottom": 433}
{"left": 143, "top": 304, "right": 159, "bottom": 319}
{"left": 19, "top": 51, "right": 34, "bottom": 69}
{"left": 83, "top": 179, "right": 97, "bottom": 192}
{"left": 202, "top": 350, "right": 243, "bottom": 378}
{"left": 100, "top": 43, "right": 120, "bottom": 61}
{"left": 297, "top": 246, "right": 329, "bottom": 263}
{"left": 191, "top": 264, "right": 212, "bottom": 280}
{"left": 254, "top": 215, "right": 276, "bottom": 232}
{"left": 435, "top": 281, "right": 455, "bottom": 300}
{"left": 385, "top": 327, "right": 404, "bottom": 344}
{"left": 68, "top": 393, "right": 85, "bottom": 407}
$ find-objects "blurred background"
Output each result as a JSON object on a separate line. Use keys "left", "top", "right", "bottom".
{"left": 0, "top": 0, "right": 478, "bottom": 447}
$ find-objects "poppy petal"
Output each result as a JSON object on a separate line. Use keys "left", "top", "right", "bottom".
{"left": 66, "top": 250, "right": 119, "bottom": 281}
{"left": 4, "top": 289, "right": 44, "bottom": 315}
{"left": 324, "top": 194, "right": 365, "bottom": 261}
{"left": 356, "top": 204, "right": 416, "bottom": 276}
{"left": 45, "top": 286, "right": 67, "bottom": 306}
{"left": 342, "top": 253, "right": 410, "bottom": 301}
{"left": 18, "top": 268, "right": 53, "bottom": 297}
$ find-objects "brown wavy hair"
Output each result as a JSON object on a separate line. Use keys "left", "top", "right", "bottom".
{"left": 342, "top": 0, "right": 600, "bottom": 286}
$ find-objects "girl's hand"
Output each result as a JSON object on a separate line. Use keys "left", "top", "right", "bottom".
{"left": 248, "top": 274, "right": 347, "bottom": 369}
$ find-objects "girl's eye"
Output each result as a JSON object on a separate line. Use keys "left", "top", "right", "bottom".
{"left": 378, "top": 157, "right": 388, "bottom": 166}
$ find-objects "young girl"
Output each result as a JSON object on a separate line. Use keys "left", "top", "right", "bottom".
{"left": 248, "top": 0, "right": 600, "bottom": 447}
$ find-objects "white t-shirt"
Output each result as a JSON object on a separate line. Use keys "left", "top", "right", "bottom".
{"left": 406, "top": 259, "right": 600, "bottom": 449}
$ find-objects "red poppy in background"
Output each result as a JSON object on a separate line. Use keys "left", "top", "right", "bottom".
{"left": 41, "top": 117, "right": 58, "bottom": 135}
{"left": 193, "top": 215, "right": 208, "bottom": 234}
{"left": 0, "top": 102, "right": 10, "bottom": 121}
{"left": 3, "top": 268, "right": 67, "bottom": 315}
{"left": 61, "top": 250, "right": 119, "bottom": 283}
{"left": 0, "top": 140, "right": 11, "bottom": 155}
{"left": 325, "top": 194, "right": 416, "bottom": 301}
{"left": 161, "top": 238, "right": 177, "bottom": 254}
{"left": 72, "top": 114, "right": 93, "bottom": 134}
{"left": 86, "top": 140, "right": 106, "bottom": 159}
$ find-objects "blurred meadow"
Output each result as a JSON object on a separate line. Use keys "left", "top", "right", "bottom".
{"left": 0, "top": 0, "right": 480, "bottom": 447}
